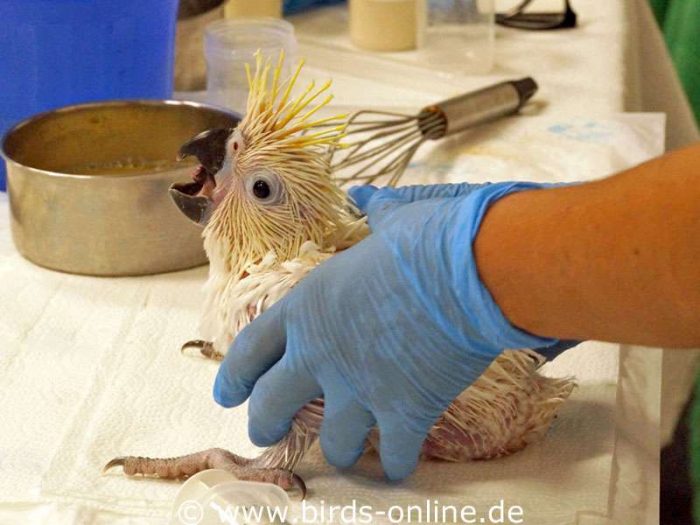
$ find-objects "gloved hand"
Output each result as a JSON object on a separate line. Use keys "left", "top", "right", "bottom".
{"left": 213, "top": 181, "right": 577, "bottom": 480}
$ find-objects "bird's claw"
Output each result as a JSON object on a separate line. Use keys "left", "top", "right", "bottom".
{"left": 102, "top": 457, "right": 126, "bottom": 474}
{"left": 180, "top": 340, "right": 223, "bottom": 360}
{"left": 290, "top": 472, "right": 307, "bottom": 500}
{"left": 181, "top": 339, "right": 210, "bottom": 355}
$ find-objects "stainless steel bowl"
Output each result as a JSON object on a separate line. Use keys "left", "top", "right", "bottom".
{"left": 1, "top": 100, "right": 240, "bottom": 276}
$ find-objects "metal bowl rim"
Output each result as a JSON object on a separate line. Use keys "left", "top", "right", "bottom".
{"left": 0, "top": 98, "right": 240, "bottom": 181}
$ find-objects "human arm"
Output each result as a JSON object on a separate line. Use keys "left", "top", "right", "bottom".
{"left": 475, "top": 142, "right": 700, "bottom": 347}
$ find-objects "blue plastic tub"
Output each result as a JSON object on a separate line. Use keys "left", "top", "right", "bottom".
{"left": 0, "top": 0, "right": 179, "bottom": 191}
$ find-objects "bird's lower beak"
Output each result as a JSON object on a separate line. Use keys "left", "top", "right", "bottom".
{"left": 170, "top": 125, "right": 238, "bottom": 227}
{"left": 169, "top": 181, "right": 214, "bottom": 227}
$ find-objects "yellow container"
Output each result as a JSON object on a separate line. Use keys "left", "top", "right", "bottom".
{"left": 350, "top": 0, "right": 424, "bottom": 52}
{"left": 224, "top": 0, "right": 282, "bottom": 18}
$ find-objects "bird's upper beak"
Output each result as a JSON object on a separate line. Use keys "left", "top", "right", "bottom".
{"left": 169, "top": 127, "right": 236, "bottom": 226}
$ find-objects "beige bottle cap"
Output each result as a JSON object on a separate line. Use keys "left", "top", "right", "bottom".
{"left": 350, "top": 0, "right": 425, "bottom": 52}
{"left": 225, "top": 0, "right": 283, "bottom": 18}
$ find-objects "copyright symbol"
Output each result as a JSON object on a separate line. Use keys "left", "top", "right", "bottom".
{"left": 177, "top": 500, "right": 204, "bottom": 525}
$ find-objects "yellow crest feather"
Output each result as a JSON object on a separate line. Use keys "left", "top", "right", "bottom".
{"left": 241, "top": 51, "right": 347, "bottom": 150}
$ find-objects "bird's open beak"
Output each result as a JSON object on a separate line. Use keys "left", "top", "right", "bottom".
{"left": 169, "top": 126, "right": 236, "bottom": 227}
{"left": 177, "top": 127, "right": 233, "bottom": 174}
{"left": 169, "top": 176, "right": 214, "bottom": 226}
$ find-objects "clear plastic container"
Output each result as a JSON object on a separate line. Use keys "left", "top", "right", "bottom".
{"left": 205, "top": 18, "right": 298, "bottom": 112}
{"left": 170, "top": 469, "right": 291, "bottom": 525}
{"left": 425, "top": 0, "right": 495, "bottom": 73}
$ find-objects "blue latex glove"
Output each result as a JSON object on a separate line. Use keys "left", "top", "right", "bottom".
{"left": 213, "top": 181, "right": 578, "bottom": 480}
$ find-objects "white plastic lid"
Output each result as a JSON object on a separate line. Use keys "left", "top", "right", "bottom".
{"left": 170, "top": 469, "right": 291, "bottom": 525}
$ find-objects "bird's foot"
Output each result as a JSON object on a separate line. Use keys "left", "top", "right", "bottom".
{"left": 103, "top": 448, "right": 306, "bottom": 498}
{"left": 180, "top": 340, "right": 224, "bottom": 361}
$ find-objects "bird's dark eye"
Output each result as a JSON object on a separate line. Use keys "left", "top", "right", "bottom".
{"left": 253, "top": 179, "right": 270, "bottom": 199}
{"left": 245, "top": 171, "right": 283, "bottom": 205}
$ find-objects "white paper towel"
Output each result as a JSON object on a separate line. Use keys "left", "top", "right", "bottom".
{"left": 0, "top": 113, "right": 665, "bottom": 524}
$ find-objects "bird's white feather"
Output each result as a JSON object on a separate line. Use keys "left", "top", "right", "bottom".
{"left": 200, "top": 241, "right": 334, "bottom": 352}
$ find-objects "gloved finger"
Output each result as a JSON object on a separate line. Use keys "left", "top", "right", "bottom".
{"left": 319, "top": 379, "right": 375, "bottom": 469}
{"left": 376, "top": 414, "right": 431, "bottom": 481}
{"left": 346, "top": 185, "right": 380, "bottom": 211}
{"left": 533, "top": 339, "right": 581, "bottom": 360}
{"left": 348, "top": 182, "right": 490, "bottom": 213}
{"left": 349, "top": 190, "right": 410, "bottom": 230}
{"left": 247, "top": 355, "right": 322, "bottom": 447}
{"left": 213, "top": 302, "right": 288, "bottom": 408}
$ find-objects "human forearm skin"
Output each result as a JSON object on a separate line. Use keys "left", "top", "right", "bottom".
{"left": 474, "top": 142, "right": 700, "bottom": 348}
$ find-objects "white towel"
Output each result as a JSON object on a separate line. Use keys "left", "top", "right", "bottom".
{"left": 0, "top": 113, "right": 664, "bottom": 524}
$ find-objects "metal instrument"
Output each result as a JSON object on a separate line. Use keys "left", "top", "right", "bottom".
{"left": 331, "top": 77, "right": 538, "bottom": 187}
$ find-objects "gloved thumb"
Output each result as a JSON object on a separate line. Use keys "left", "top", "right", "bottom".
{"left": 349, "top": 182, "right": 490, "bottom": 212}
{"left": 347, "top": 185, "right": 381, "bottom": 211}
{"left": 348, "top": 185, "right": 412, "bottom": 230}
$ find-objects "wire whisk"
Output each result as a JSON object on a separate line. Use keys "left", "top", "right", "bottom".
{"left": 329, "top": 77, "right": 538, "bottom": 188}
{"left": 331, "top": 108, "right": 447, "bottom": 187}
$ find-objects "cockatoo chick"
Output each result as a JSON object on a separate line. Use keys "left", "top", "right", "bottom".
{"left": 170, "top": 54, "right": 367, "bottom": 357}
{"left": 106, "top": 54, "right": 575, "bottom": 496}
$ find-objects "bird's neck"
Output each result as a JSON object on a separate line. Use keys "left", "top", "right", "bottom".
{"left": 203, "top": 215, "right": 369, "bottom": 281}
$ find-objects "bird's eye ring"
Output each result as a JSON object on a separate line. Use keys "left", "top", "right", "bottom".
{"left": 245, "top": 171, "right": 284, "bottom": 205}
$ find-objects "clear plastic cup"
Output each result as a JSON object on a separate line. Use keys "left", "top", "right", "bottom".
{"left": 425, "top": 0, "right": 495, "bottom": 73}
{"left": 205, "top": 18, "right": 297, "bottom": 113}
{"left": 170, "top": 469, "right": 291, "bottom": 525}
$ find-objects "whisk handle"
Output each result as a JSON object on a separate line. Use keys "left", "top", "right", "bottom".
{"left": 421, "top": 78, "right": 537, "bottom": 137}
